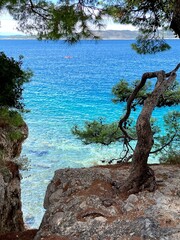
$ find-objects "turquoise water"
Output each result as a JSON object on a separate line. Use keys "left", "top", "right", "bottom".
{"left": 0, "top": 40, "right": 180, "bottom": 227}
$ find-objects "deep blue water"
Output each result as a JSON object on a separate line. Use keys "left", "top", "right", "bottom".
{"left": 0, "top": 39, "right": 180, "bottom": 227}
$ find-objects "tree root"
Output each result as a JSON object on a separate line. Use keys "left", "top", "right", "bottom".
{"left": 112, "top": 167, "right": 156, "bottom": 194}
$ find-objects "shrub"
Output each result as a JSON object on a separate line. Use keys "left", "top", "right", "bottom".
{"left": 0, "top": 108, "right": 24, "bottom": 127}
{"left": 8, "top": 130, "right": 23, "bottom": 141}
{"left": 0, "top": 52, "right": 32, "bottom": 110}
{"left": 159, "top": 150, "right": 180, "bottom": 165}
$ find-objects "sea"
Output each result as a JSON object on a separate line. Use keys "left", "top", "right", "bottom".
{"left": 0, "top": 39, "right": 180, "bottom": 228}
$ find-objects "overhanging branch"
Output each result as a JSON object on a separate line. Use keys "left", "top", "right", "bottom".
{"left": 150, "top": 133, "right": 177, "bottom": 154}
{"left": 119, "top": 63, "right": 180, "bottom": 146}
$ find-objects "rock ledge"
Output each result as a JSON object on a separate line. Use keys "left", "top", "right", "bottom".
{"left": 35, "top": 164, "right": 180, "bottom": 240}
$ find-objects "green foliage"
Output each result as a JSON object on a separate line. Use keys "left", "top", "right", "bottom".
{"left": 72, "top": 120, "right": 123, "bottom": 145}
{"left": 158, "top": 81, "right": 180, "bottom": 107}
{"left": 72, "top": 111, "right": 179, "bottom": 163}
{"left": 159, "top": 150, "right": 180, "bottom": 165}
{"left": 0, "top": 52, "right": 32, "bottom": 110}
{"left": 8, "top": 130, "right": 23, "bottom": 141}
{"left": 112, "top": 79, "right": 151, "bottom": 108}
{"left": 112, "top": 80, "right": 180, "bottom": 108}
{"left": 45, "top": 4, "right": 102, "bottom": 43}
{"left": 164, "top": 111, "right": 180, "bottom": 133}
{"left": 109, "top": 0, "right": 176, "bottom": 53}
{"left": 0, "top": 108, "right": 24, "bottom": 141}
{"left": 7, "top": 0, "right": 103, "bottom": 43}
{"left": 72, "top": 78, "right": 180, "bottom": 162}
{"left": 153, "top": 111, "right": 180, "bottom": 154}
{"left": 3, "top": 0, "right": 179, "bottom": 54}
{"left": 131, "top": 37, "right": 171, "bottom": 55}
{"left": 0, "top": 108, "right": 24, "bottom": 127}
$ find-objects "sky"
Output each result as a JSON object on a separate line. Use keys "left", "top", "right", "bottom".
{"left": 0, "top": 10, "right": 136, "bottom": 36}
{"left": 0, "top": 11, "right": 20, "bottom": 35}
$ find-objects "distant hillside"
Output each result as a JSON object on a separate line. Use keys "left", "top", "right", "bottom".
{"left": 93, "top": 30, "right": 175, "bottom": 39}
{"left": 93, "top": 30, "right": 139, "bottom": 39}
{"left": 0, "top": 30, "right": 175, "bottom": 40}
{"left": 0, "top": 35, "right": 35, "bottom": 39}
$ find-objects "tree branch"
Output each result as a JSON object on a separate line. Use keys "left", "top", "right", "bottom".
{"left": 119, "top": 63, "right": 180, "bottom": 142}
{"left": 27, "top": 0, "right": 50, "bottom": 20}
{"left": 150, "top": 134, "right": 177, "bottom": 154}
{"left": 119, "top": 71, "right": 158, "bottom": 140}
{"left": 166, "top": 63, "right": 180, "bottom": 77}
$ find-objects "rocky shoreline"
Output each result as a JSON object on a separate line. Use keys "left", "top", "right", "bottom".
{"left": 0, "top": 162, "right": 180, "bottom": 240}
{"left": 34, "top": 164, "right": 180, "bottom": 240}
{"left": 0, "top": 114, "right": 179, "bottom": 240}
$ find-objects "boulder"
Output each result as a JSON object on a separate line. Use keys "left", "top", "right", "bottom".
{"left": 35, "top": 165, "right": 180, "bottom": 240}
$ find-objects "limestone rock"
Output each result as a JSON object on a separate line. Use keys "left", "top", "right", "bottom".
{"left": 0, "top": 120, "right": 28, "bottom": 162}
{"left": 126, "top": 194, "right": 139, "bottom": 203}
{"left": 0, "top": 118, "right": 28, "bottom": 233}
{"left": 35, "top": 165, "right": 180, "bottom": 240}
{"left": 0, "top": 164, "right": 24, "bottom": 233}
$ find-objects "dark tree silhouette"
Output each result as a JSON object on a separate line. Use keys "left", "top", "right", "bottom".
{"left": 0, "top": 52, "right": 32, "bottom": 110}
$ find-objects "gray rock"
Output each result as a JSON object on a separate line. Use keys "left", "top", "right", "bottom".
{"left": 123, "top": 202, "right": 135, "bottom": 212}
{"left": 0, "top": 119, "right": 28, "bottom": 233}
{"left": 35, "top": 165, "right": 180, "bottom": 240}
{"left": 126, "top": 194, "right": 139, "bottom": 203}
{"left": 0, "top": 174, "right": 5, "bottom": 209}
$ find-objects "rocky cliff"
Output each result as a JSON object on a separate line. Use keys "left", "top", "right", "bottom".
{"left": 35, "top": 164, "right": 180, "bottom": 240}
{"left": 0, "top": 109, "right": 28, "bottom": 233}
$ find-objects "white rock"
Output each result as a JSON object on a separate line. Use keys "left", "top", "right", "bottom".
{"left": 123, "top": 202, "right": 134, "bottom": 212}
{"left": 80, "top": 201, "right": 87, "bottom": 209}
{"left": 94, "top": 216, "right": 107, "bottom": 222}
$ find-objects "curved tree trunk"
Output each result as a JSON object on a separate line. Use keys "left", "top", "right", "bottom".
{"left": 118, "top": 64, "right": 180, "bottom": 193}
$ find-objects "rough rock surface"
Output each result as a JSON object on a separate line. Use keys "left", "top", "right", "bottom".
{"left": 0, "top": 121, "right": 28, "bottom": 233}
{"left": 0, "top": 120, "right": 28, "bottom": 162}
{"left": 35, "top": 164, "right": 180, "bottom": 240}
{"left": 0, "top": 229, "right": 38, "bottom": 240}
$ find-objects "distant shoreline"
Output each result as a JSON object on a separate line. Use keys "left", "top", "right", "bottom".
{"left": 0, "top": 37, "right": 177, "bottom": 40}
{"left": 0, "top": 29, "right": 176, "bottom": 40}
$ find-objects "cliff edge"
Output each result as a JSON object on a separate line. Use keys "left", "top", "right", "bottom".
{"left": 0, "top": 109, "right": 28, "bottom": 233}
{"left": 35, "top": 164, "right": 180, "bottom": 240}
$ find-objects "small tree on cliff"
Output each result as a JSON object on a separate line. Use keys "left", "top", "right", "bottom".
{"left": 2, "top": 0, "right": 180, "bottom": 192}
{"left": 73, "top": 67, "right": 180, "bottom": 193}
{"left": 72, "top": 80, "right": 180, "bottom": 162}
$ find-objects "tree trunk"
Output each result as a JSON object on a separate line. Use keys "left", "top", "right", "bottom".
{"left": 118, "top": 65, "right": 180, "bottom": 193}
{"left": 170, "top": 0, "right": 180, "bottom": 37}
{"left": 122, "top": 91, "right": 157, "bottom": 193}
